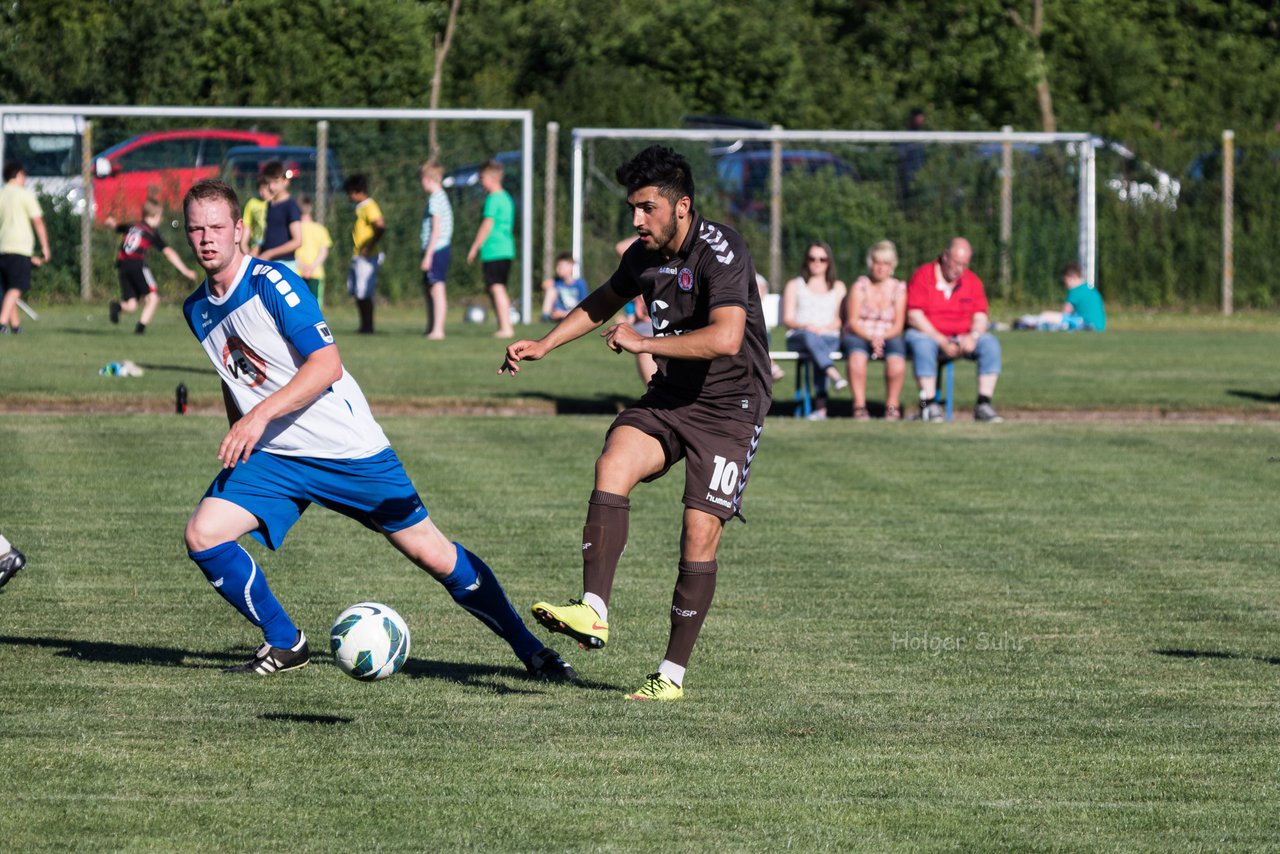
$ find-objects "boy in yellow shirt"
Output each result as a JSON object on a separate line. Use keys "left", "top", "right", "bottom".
{"left": 344, "top": 174, "right": 385, "bottom": 335}
{"left": 238, "top": 174, "right": 270, "bottom": 256}
{"left": 295, "top": 195, "right": 333, "bottom": 307}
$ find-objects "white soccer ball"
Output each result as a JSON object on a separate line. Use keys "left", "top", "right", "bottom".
{"left": 329, "top": 602, "right": 411, "bottom": 681}
{"left": 464, "top": 304, "right": 487, "bottom": 324}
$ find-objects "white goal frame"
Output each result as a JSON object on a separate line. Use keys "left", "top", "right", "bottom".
{"left": 571, "top": 127, "right": 1096, "bottom": 286}
{"left": 0, "top": 104, "right": 536, "bottom": 321}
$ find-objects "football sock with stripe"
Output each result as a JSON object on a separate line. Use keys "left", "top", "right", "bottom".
{"left": 439, "top": 543, "right": 542, "bottom": 662}
{"left": 662, "top": 559, "right": 718, "bottom": 670}
{"left": 188, "top": 541, "right": 297, "bottom": 648}
{"left": 582, "top": 490, "right": 630, "bottom": 607}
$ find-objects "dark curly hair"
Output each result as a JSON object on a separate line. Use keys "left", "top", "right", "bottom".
{"left": 616, "top": 145, "right": 695, "bottom": 206}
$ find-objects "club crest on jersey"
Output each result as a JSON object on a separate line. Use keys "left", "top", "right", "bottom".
{"left": 678, "top": 268, "right": 694, "bottom": 292}
{"left": 222, "top": 335, "right": 268, "bottom": 387}
{"left": 315, "top": 322, "right": 334, "bottom": 344}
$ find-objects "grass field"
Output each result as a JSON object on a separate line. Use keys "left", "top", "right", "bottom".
{"left": 2, "top": 304, "right": 1280, "bottom": 849}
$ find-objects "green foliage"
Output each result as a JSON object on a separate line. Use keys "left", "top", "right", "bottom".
{"left": 3, "top": 1, "right": 1279, "bottom": 306}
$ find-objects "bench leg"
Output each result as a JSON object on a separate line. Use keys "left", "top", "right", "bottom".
{"left": 944, "top": 361, "right": 954, "bottom": 422}
{"left": 932, "top": 361, "right": 955, "bottom": 422}
{"left": 794, "top": 358, "right": 813, "bottom": 417}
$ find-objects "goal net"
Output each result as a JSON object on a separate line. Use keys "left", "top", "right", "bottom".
{"left": 571, "top": 128, "right": 1095, "bottom": 308}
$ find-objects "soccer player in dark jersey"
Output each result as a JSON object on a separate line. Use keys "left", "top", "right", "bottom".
{"left": 106, "top": 200, "right": 197, "bottom": 333}
{"left": 500, "top": 145, "right": 772, "bottom": 701}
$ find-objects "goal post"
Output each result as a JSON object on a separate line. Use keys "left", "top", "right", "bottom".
{"left": 572, "top": 127, "right": 1096, "bottom": 301}
{"left": 0, "top": 104, "right": 537, "bottom": 321}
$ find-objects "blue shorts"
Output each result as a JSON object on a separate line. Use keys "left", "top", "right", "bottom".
{"left": 203, "top": 448, "right": 429, "bottom": 550}
{"left": 841, "top": 333, "right": 906, "bottom": 360}
{"left": 422, "top": 246, "right": 452, "bottom": 286}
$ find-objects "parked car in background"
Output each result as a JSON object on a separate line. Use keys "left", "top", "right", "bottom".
{"left": 220, "top": 145, "right": 344, "bottom": 200}
{"left": 1, "top": 113, "right": 86, "bottom": 212}
{"left": 92, "top": 128, "right": 280, "bottom": 222}
{"left": 714, "top": 149, "right": 859, "bottom": 218}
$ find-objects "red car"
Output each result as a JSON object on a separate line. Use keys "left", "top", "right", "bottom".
{"left": 92, "top": 128, "right": 280, "bottom": 222}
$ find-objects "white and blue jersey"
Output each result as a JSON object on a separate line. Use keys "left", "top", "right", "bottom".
{"left": 183, "top": 257, "right": 389, "bottom": 460}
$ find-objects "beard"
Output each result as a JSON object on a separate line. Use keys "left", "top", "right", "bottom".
{"left": 641, "top": 217, "right": 678, "bottom": 253}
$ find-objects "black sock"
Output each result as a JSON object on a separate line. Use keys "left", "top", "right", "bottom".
{"left": 977, "top": 395, "right": 991, "bottom": 406}
{"left": 134, "top": 322, "right": 147, "bottom": 334}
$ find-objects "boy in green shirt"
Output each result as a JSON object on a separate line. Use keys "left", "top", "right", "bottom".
{"left": 466, "top": 160, "right": 516, "bottom": 338}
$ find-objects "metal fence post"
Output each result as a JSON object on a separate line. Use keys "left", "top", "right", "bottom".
{"left": 1000, "top": 125, "right": 1013, "bottom": 297}
{"left": 315, "top": 120, "right": 329, "bottom": 226}
{"left": 81, "top": 120, "right": 93, "bottom": 301}
{"left": 769, "top": 124, "right": 782, "bottom": 292}
{"left": 1221, "top": 129, "right": 1234, "bottom": 316}
{"left": 544, "top": 121, "right": 558, "bottom": 283}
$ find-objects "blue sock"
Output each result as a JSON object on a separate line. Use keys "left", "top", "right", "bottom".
{"left": 189, "top": 541, "right": 297, "bottom": 648}
{"left": 439, "top": 543, "right": 542, "bottom": 663}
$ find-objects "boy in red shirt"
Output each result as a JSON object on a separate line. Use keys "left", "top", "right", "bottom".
{"left": 107, "top": 200, "right": 197, "bottom": 333}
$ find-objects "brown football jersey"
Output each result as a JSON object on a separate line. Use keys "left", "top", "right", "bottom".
{"left": 606, "top": 211, "right": 772, "bottom": 421}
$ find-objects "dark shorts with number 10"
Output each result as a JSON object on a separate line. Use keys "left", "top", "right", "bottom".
{"left": 609, "top": 396, "right": 764, "bottom": 523}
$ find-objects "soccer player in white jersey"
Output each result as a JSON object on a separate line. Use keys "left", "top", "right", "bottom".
{"left": 180, "top": 179, "right": 574, "bottom": 680}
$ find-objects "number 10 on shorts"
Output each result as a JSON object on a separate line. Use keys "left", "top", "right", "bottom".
{"left": 709, "top": 455, "right": 739, "bottom": 496}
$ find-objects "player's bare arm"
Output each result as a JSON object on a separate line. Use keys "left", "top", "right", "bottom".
{"left": 217, "top": 345, "right": 344, "bottom": 468}
{"left": 500, "top": 284, "right": 631, "bottom": 375}
{"left": 605, "top": 305, "right": 745, "bottom": 361}
{"left": 467, "top": 218, "right": 493, "bottom": 264}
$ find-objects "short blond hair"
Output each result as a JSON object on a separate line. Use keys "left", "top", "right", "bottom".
{"left": 866, "top": 239, "right": 898, "bottom": 269}
{"left": 420, "top": 161, "right": 444, "bottom": 182}
{"left": 142, "top": 199, "right": 164, "bottom": 221}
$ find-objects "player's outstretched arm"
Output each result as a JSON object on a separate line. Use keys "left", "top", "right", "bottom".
{"left": 217, "top": 345, "right": 344, "bottom": 468}
{"left": 499, "top": 283, "right": 630, "bottom": 375}
{"left": 605, "top": 305, "right": 746, "bottom": 361}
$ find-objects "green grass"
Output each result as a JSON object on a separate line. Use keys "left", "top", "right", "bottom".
{"left": 3, "top": 413, "right": 1280, "bottom": 849}
{"left": 3, "top": 301, "right": 1280, "bottom": 848}
{"left": 4, "top": 304, "right": 1280, "bottom": 416}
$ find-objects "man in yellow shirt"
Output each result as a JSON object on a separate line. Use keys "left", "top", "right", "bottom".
{"left": 0, "top": 161, "right": 51, "bottom": 335}
{"left": 344, "top": 174, "right": 385, "bottom": 335}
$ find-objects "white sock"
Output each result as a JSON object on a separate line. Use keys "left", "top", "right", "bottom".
{"left": 657, "top": 660, "right": 685, "bottom": 686}
{"left": 582, "top": 592, "right": 608, "bottom": 622}
{"left": 0, "top": 535, "right": 10, "bottom": 555}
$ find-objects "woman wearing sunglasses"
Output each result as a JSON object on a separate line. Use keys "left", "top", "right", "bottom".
{"left": 782, "top": 241, "right": 848, "bottom": 420}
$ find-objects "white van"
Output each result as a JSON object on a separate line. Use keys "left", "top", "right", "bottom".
{"left": 0, "top": 113, "right": 86, "bottom": 211}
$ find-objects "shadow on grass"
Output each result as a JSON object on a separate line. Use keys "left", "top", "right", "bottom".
{"left": 138, "top": 362, "right": 219, "bottom": 376}
{"left": 260, "top": 712, "right": 354, "bottom": 725}
{"left": 401, "top": 656, "right": 624, "bottom": 694}
{"left": 0, "top": 635, "right": 624, "bottom": 692}
{"left": 1227, "top": 389, "right": 1280, "bottom": 404}
{"left": 500, "top": 390, "right": 637, "bottom": 415}
{"left": 0, "top": 634, "right": 240, "bottom": 668}
{"left": 1154, "top": 647, "right": 1280, "bottom": 666}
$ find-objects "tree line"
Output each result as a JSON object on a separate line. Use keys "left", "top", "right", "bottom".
{"left": 3, "top": 0, "right": 1277, "bottom": 307}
